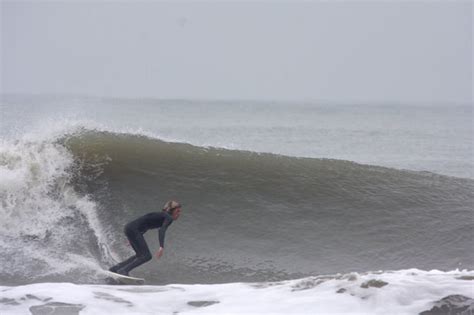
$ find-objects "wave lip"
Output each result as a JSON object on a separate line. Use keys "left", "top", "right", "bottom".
{"left": 0, "top": 269, "right": 473, "bottom": 314}
{"left": 2, "top": 97, "right": 473, "bottom": 179}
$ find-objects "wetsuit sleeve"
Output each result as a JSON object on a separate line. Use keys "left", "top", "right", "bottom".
{"left": 158, "top": 215, "right": 173, "bottom": 248}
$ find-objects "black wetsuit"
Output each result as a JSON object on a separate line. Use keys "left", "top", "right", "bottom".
{"left": 110, "top": 211, "right": 173, "bottom": 275}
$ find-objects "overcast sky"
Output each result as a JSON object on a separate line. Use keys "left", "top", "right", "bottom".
{"left": 1, "top": 1, "right": 472, "bottom": 104}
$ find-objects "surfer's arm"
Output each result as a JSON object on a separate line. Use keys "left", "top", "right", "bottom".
{"left": 158, "top": 216, "right": 173, "bottom": 248}
{"left": 156, "top": 218, "right": 171, "bottom": 260}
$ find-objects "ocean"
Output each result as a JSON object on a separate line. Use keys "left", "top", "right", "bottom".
{"left": 1, "top": 95, "right": 473, "bottom": 314}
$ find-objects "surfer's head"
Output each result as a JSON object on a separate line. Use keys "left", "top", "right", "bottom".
{"left": 163, "top": 200, "right": 182, "bottom": 220}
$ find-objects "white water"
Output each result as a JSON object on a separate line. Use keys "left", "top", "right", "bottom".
{"left": 1, "top": 269, "right": 472, "bottom": 314}
{"left": 0, "top": 134, "right": 118, "bottom": 282}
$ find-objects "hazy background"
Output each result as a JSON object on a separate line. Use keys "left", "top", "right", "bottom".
{"left": 1, "top": 1, "right": 472, "bottom": 104}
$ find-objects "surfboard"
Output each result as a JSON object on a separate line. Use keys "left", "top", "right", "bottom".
{"left": 103, "top": 270, "right": 145, "bottom": 285}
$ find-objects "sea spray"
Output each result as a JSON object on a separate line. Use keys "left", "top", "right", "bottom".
{"left": 0, "top": 136, "right": 117, "bottom": 284}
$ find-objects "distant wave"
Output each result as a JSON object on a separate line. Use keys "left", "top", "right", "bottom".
{"left": 0, "top": 128, "right": 473, "bottom": 285}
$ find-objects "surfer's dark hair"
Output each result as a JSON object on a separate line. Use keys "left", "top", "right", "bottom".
{"left": 163, "top": 200, "right": 181, "bottom": 213}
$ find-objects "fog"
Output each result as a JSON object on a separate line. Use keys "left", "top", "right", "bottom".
{"left": 1, "top": 1, "right": 472, "bottom": 104}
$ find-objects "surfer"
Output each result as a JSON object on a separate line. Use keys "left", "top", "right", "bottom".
{"left": 109, "top": 200, "right": 182, "bottom": 276}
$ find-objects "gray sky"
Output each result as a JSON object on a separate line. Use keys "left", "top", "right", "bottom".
{"left": 1, "top": 1, "right": 472, "bottom": 103}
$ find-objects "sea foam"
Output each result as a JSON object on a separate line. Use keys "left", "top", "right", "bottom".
{"left": 0, "top": 269, "right": 472, "bottom": 314}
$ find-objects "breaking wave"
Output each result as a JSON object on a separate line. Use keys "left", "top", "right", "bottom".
{"left": 0, "top": 126, "right": 473, "bottom": 285}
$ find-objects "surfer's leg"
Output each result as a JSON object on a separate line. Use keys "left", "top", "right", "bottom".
{"left": 117, "top": 230, "right": 152, "bottom": 275}
{"left": 109, "top": 256, "right": 136, "bottom": 273}
{"left": 109, "top": 225, "right": 139, "bottom": 272}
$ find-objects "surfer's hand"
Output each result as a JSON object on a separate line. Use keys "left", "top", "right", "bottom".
{"left": 156, "top": 247, "right": 164, "bottom": 260}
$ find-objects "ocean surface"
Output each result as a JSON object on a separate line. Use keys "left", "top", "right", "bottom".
{"left": 0, "top": 95, "right": 473, "bottom": 313}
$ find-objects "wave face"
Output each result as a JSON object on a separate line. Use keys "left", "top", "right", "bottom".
{"left": 1, "top": 129, "right": 473, "bottom": 285}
